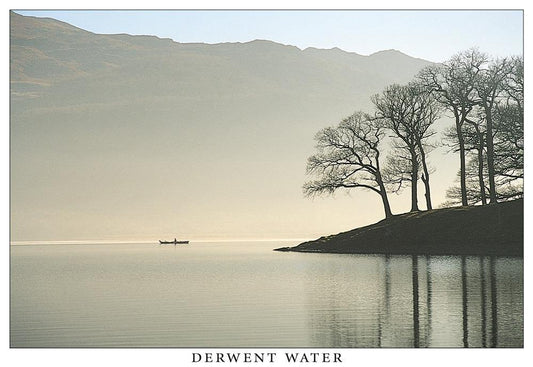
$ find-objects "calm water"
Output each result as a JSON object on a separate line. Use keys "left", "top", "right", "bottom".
{"left": 10, "top": 241, "right": 523, "bottom": 347}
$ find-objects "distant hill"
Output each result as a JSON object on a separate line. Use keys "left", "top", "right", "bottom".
{"left": 10, "top": 11, "right": 431, "bottom": 108}
{"left": 10, "top": 11, "right": 435, "bottom": 241}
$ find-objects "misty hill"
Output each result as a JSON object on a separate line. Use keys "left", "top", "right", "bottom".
{"left": 11, "top": 12, "right": 430, "bottom": 106}
{"left": 10, "top": 11, "right": 434, "bottom": 241}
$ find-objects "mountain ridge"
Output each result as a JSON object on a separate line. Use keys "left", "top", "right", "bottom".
{"left": 11, "top": 12, "right": 428, "bottom": 61}
{"left": 11, "top": 11, "right": 432, "bottom": 95}
{"left": 10, "top": 11, "right": 440, "bottom": 241}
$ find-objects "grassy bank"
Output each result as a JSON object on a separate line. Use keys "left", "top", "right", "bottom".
{"left": 276, "top": 199, "right": 523, "bottom": 256}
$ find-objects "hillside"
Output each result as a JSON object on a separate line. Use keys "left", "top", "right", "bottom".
{"left": 10, "top": 11, "right": 434, "bottom": 241}
{"left": 11, "top": 12, "right": 431, "bottom": 112}
{"left": 275, "top": 200, "right": 523, "bottom": 256}
{"left": 10, "top": 12, "right": 430, "bottom": 99}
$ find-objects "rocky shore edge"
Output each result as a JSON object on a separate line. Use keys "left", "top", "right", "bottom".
{"left": 275, "top": 199, "right": 523, "bottom": 257}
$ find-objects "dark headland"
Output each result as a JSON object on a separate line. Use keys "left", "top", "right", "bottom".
{"left": 276, "top": 199, "right": 523, "bottom": 257}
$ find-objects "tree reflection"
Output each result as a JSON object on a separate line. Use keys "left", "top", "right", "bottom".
{"left": 304, "top": 254, "right": 520, "bottom": 348}
{"left": 461, "top": 256, "right": 469, "bottom": 347}
{"left": 490, "top": 256, "right": 498, "bottom": 347}
{"left": 480, "top": 256, "right": 487, "bottom": 347}
{"left": 425, "top": 255, "right": 432, "bottom": 344}
{"left": 412, "top": 255, "right": 420, "bottom": 348}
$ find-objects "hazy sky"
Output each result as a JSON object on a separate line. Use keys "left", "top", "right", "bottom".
{"left": 16, "top": 10, "right": 523, "bottom": 62}
{"left": 9, "top": 9, "right": 525, "bottom": 242}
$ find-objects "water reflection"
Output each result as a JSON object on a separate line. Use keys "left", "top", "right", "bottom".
{"left": 461, "top": 256, "right": 468, "bottom": 347}
{"left": 11, "top": 243, "right": 523, "bottom": 347}
{"left": 490, "top": 256, "right": 498, "bottom": 348}
{"left": 412, "top": 255, "right": 420, "bottom": 347}
{"left": 307, "top": 254, "right": 523, "bottom": 348}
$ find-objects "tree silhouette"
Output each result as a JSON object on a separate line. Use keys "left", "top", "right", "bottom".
{"left": 493, "top": 56, "right": 523, "bottom": 198}
{"left": 305, "top": 48, "right": 522, "bottom": 219}
{"left": 303, "top": 111, "right": 393, "bottom": 218}
{"left": 437, "top": 53, "right": 523, "bottom": 206}
{"left": 473, "top": 56, "right": 512, "bottom": 203}
{"left": 372, "top": 83, "right": 439, "bottom": 211}
{"left": 417, "top": 49, "right": 485, "bottom": 206}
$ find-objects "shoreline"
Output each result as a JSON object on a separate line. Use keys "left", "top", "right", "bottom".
{"left": 275, "top": 199, "right": 523, "bottom": 257}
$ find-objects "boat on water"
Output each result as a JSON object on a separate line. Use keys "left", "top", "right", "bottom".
{"left": 159, "top": 238, "right": 189, "bottom": 245}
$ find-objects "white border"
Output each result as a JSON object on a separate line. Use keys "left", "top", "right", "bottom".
{"left": 3, "top": 1, "right": 530, "bottom": 367}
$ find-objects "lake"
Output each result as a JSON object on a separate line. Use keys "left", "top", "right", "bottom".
{"left": 10, "top": 241, "right": 523, "bottom": 347}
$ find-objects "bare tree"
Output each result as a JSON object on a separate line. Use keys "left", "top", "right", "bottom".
{"left": 382, "top": 141, "right": 417, "bottom": 195}
{"left": 444, "top": 157, "right": 522, "bottom": 207}
{"left": 410, "top": 82, "right": 440, "bottom": 210}
{"left": 372, "top": 83, "right": 439, "bottom": 211}
{"left": 493, "top": 104, "right": 523, "bottom": 184}
{"left": 305, "top": 49, "right": 522, "bottom": 220}
{"left": 464, "top": 115, "right": 488, "bottom": 205}
{"left": 417, "top": 49, "right": 486, "bottom": 206}
{"left": 473, "top": 56, "right": 512, "bottom": 204}
{"left": 303, "top": 111, "right": 393, "bottom": 219}
{"left": 372, "top": 84, "right": 420, "bottom": 212}
{"left": 493, "top": 56, "right": 523, "bottom": 193}
{"left": 444, "top": 60, "right": 524, "bottom": 206}
{"left": 428, "top": 51, "right": 522, "bottom": 207}
{"left": 443, "top": 164, "right": 486, "bottom": 207}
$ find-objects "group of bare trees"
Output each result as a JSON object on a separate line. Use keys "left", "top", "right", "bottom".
{"left": 303, "top": 48, "right": 523, "bottom": 219}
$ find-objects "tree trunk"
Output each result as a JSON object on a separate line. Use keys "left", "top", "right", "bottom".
{"left": 417, "top": 143, "right": 432, "bottom": 210}
{"left": 410, "top": 147, "right": 419, "bottom": 212}
{"left": 484, "top": 104, "right": 498, "bottom": 204}
{"left": 380, "top": 190, "right": 393, "bottom": 219}
{"left": 477, "top": 133, "right": 487, "bottom": 205}
{"left": 376, "top": 173, "right": 393, "bottom": 218}
{"left": 456, "top": 114, "right": 468, "bottom": 206}
{"left": 421, "top": 174, "right": 432, "bottom": 210}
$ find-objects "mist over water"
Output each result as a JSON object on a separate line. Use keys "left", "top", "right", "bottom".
{"left": 10, "top": 241, "right": 523, "bottom": 347}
